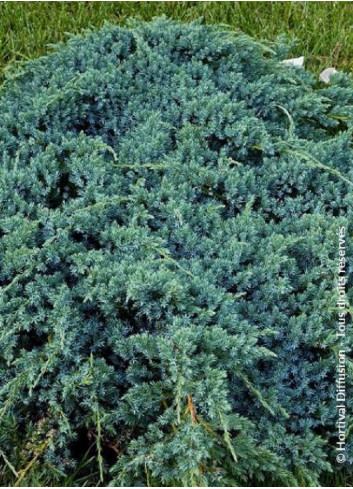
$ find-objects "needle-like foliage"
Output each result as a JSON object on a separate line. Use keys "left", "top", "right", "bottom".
{"left": 0, "top": 18, "right": 352, "bottom": 486}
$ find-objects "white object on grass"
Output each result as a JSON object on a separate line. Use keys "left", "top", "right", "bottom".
{"left": 319, "top": 67, "right": 338, "bottom": 84}
{"left": 282, "top": 56, "right": 305, "bottom": 68}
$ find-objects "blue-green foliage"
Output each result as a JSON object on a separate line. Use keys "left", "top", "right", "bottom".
{"left": 0, "top": 18, "right": 352, "bottom": 486}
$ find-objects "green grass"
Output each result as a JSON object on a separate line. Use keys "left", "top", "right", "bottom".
{"left": 0, "top": 1, "right": 353, "bottom": 82}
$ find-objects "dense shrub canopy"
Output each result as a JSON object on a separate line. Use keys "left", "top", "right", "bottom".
{"left": 0, "top": 18, "right": 352, "bottom": 486}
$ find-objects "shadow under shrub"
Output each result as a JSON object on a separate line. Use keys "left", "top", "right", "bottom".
{"left": 0, "top": 17, "right": 352, "bottom": 487}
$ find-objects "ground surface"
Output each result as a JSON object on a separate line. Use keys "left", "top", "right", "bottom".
{"left": 0, "top": 1, "right": 353, "bottom": 83}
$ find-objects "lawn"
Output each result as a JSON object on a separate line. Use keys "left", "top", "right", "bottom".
{"left": 0, "top": 1, "right": 353, "bottom": 82}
